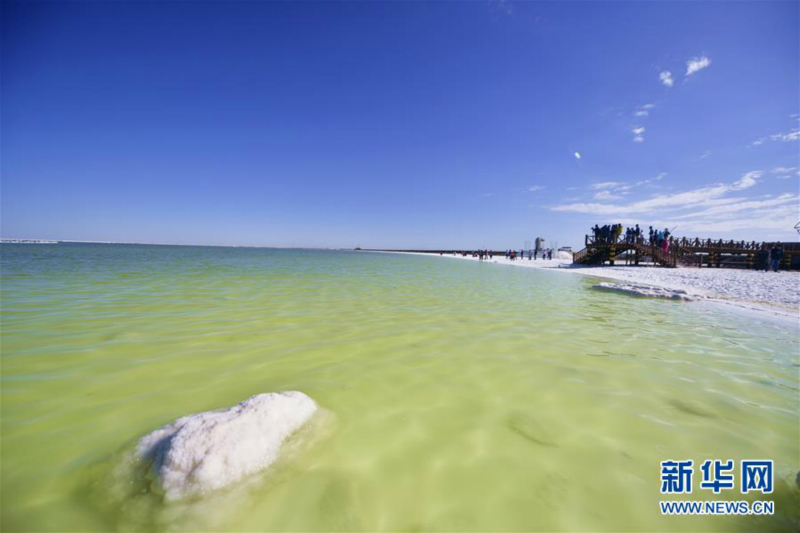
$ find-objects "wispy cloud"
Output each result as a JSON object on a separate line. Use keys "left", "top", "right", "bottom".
{"left": 552, "top": 171, "right": 763, "bottom": 216}
{"left": 551, "top": 171, "right": 800, "bottom": 235}
{"left": 752, "top": 128, "right": 800, "bottom": 147}
{"left": 593, "top": 190, "right": 622, "bottom": 200}
{"left": 528, "top": 185, "right": 545, "bottom": 193}
{"left": 770, "top": 128, "right": 800, "bottom": 142}
{"left": 592, "top": 181, "right": 625, "bottom": 190}
{"left": 589, "top": 173, "right": 665, "bottom": 197}
{"left": 574, "top": 152, "right": 581, "bottom": 160}
{"left": 641, "top": 172, "right": 666, "bottom": 186}
{"left": 634, "top": 103, "right": 655, "bottom": 117}
{"left": 632, "top": 126, "right": 645, "bottom": 143}
{"left": 731, "top": 170, "right": 762, "bottom": 190}
{"left": 699, "top": 150, "right": 712, "bottom": 159}
{"left": 668, "top": 193, "right": 796, "bottom": 220}
{"left": 659, "top": 71, "right": 674, "bottom": 87}
{"left": 630, "top": 208, "right": 797, "bottom": 233}
{"left": 772, "top": 166, "right": 797, "bottom": 174}
{"left": 619, "top": 194, "right": 799, "bottom": 234}
{"left": 685, "top": 56, "right": 711, "bottom": 76}
{"left": 772, "top": 166, "right": 799, "bottom": 179}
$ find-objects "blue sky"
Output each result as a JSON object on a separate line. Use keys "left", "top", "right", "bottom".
{"left": 2, "top": 1, "right": 798, "bottom": 249}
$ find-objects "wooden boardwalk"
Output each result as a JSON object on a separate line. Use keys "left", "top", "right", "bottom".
{"left": 573, "top": 239, "right": 800, "bottom": 270}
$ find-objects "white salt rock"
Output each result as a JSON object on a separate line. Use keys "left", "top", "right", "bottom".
{"left": 137, "top": 391, "right": 317, "bottom": 500}
{"left": 593, "top": 282, "right": 697, "bottom": 301}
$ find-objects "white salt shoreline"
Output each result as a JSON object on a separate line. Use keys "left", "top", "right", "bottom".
{"left": 390, "top": 251, "right": 800, "bottom": 323}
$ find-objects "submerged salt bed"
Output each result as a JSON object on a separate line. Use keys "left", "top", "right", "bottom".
{"left": 137, "top": 391, "right": 317, "bottom": 500}
{"left": 592, "top": 282, "right": 697, "bottom": 301}
{"left": 415, "top": 251, "right": 800, "bottom": 317}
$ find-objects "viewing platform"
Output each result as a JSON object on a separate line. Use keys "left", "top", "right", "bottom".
{"left": 574, "top": 236, "right": 799, "bottom": 270}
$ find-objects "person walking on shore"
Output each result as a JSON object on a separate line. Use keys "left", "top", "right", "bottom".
{"left": 770, "top": 246, "right": 783, "bottom": 272}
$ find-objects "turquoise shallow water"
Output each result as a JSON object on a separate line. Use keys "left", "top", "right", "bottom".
{"left": 1, "top": 243, "right": 798, "bottom": 531}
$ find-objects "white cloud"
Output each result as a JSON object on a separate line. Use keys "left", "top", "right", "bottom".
{"left": 641, "top": 209, "right": 797, "bottom": 233}
{"left": 731, "top": 171, "right": 762, "bottom": 190}
{"left": 751, "top": 128, "right": 800, "bottom": 147}
{"left": 593, "top": 190, "right": 622, "bottom": 200}
{"left": 552, "top": 170, "right": 764, "bottom": 216}
{"left": 772, "top": 166, "right": 797, "bottom": 173}
{"left": 590, "top": 175, "right": 663, "bottom": 195}
{"left": 592, "top": 181, "right": 624, "bottom": 190}
{"left": 770, "top": 128, "right": 800, "bottom": 142}
{"left": 772, "top": 167, "right": 800, "bottom": 179}
{"left": 638, "top": 172, "right": 666, "bottom": 186}
{"left": 659, "top": 71, "right": 674, "bottom": 87}
{"left": 699, "top": 150, "right": 711, "bottom": 159}
{"left": 528, "top": 185, "right": 545, "bottom": 192}
{"left": 638, "top": 197, "right": 799, "bottom": 234}
{"left": 634, "top": 103, "right": 655, "bottom": 117}
{"left": 632, "top": 126, "right": 645, "bottom": 143}
{"left": 574, "top": 152, "right": 581, "bottom": 160}
{"left": 685, "top": 56, "right": 711, "bottom": 76}
{"left": 669, "top": 193, "right": 797, "bottom": 220}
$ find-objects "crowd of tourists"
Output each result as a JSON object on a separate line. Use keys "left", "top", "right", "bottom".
{"left": 591, "top": 224, "right": 672, "bottom": 253}
{"left": 590, "top": 224, "right": 672, "bottom": 249}
{"left": 448, "top": 249, "right": 556, "bottom": 261}
{"left": 500, "top": 248, "right": 554, "bottom": 261}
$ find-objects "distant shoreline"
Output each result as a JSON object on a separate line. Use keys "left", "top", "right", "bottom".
{"left": 0, "top": 239, "right": 356, "bottom": 250}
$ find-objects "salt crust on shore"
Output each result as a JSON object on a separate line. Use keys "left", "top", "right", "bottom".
{"left": 394, "top": 252, "right": 800, "bottom": 318}
{"left": 137, "top": 391, "right": 317, "bottom": 501}
{"left": 592, "top": 282, "right": 697, "bottom": 301}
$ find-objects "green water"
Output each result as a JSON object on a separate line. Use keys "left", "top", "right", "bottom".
{"left": 1, "top": 244, "right": 798, "bottom": 532}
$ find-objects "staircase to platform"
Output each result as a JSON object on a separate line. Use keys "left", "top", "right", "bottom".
{"left": 573, "top": 241, "right": 678, "bottom": 267}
